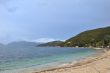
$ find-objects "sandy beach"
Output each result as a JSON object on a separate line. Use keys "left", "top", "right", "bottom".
{"left": 33, "top": 49, "right": 110, "bottom": 73}
{"left": 1, "top": 49, "right": 110, "bottom": 73}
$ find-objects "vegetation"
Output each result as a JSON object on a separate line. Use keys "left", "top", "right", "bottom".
{"left": 60, "top": 26, "right": 110, "bottom": 48}
{"left": 38, "top": 41, "right": 63, "bottom": 47}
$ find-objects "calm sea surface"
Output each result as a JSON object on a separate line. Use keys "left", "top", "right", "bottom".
{"left": 0, "top": 47, "right": 99, "bottom": 72}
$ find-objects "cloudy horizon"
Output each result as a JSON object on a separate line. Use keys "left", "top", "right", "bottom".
{"left": 0, "top": 0, "right": 110, "bottom": 44}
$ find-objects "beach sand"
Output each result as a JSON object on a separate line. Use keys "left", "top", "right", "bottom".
{"left": 2, "top": 49, "right": 110, "bottom": 73}
{"left": 33, "top": 49, "right": 110, "bottom": 73}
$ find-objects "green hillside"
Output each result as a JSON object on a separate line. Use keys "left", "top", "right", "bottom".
{"left": 60, "top": 26, "right": 110, "bottom": 48}
{"left": 38, "top": 41, "right": 63, "bottom": 47}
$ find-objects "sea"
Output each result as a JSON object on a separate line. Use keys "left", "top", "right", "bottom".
{"left": 0, "top": 47, "right": 100, "bottom": 73}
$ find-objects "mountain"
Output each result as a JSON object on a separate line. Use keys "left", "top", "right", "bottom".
{"left": 60, "top": 26, "right": 110, "bottom": 48}
{"left": 38, "top": 41, "right": 63, "bottom": 47}
{"left": 6, "top": 41, "right": 40, "bottom": 48}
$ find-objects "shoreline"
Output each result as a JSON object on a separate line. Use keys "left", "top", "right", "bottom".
{"left": 34, "top": 49, "right": 110, "bottom": 73}
{"left": 0, "top": 53, "right": 98, "bottom": 73}
{"left": 0, "top": 48, "right": 108, "bottom": 73}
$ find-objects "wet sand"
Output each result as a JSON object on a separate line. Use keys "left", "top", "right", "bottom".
{"left": 34, "top": 49, "right": 110, "bottom": 73}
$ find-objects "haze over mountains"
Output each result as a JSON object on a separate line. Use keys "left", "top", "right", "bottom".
{"left": 0, "top": 0, "right": 110, "bottom": 44}
{"left": 0, "top": 26, "right": 109, "bottom": 48}
{"left": 0, "top": 41, "right": 41, "bottom": 48}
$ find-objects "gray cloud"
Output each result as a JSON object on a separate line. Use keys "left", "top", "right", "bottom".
{"left": 7, "top": 7, "right": 18, "bottom": 12}
{"left": 0, "top": 0, "right": 110, "bottom": 43}
{"left": 0, "top": 0, "right": 18, "bottom": 12}
{"left": 0, "top": 0, "right": 11, "bottom": 4}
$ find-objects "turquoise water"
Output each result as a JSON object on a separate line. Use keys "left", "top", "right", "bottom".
{"left": 0, "top": 47, "right": 99, "bottom": 72}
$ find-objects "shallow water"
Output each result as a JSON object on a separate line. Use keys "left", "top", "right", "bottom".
{"left": 0, "top": 47, "right": 99, "bottom": 72}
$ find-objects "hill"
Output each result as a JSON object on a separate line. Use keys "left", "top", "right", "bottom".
{"left": 6, "top": 41, "right": 40, "bottom": 48}
{"left": 38, "top": 41, "right": 63, "bottom": 47}
{"left": 60, "top": 26, "right": 110, "bottom": 48}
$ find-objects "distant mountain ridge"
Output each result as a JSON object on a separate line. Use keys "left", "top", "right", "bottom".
{"left": 0, "top": 41, "right": 41, "bottom": 48}
{"left": 0, "top": 26, "right": 109, "bottom": 48}
{"left": 6, "top": 41, "right": 40, "bottom": 48}
{"left": 60, "top": 26, "right": 110, "bottom": 47}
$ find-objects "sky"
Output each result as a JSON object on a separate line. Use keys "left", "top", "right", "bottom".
{"left": 0, "top": 0, "right": 110, "bottom": 44}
